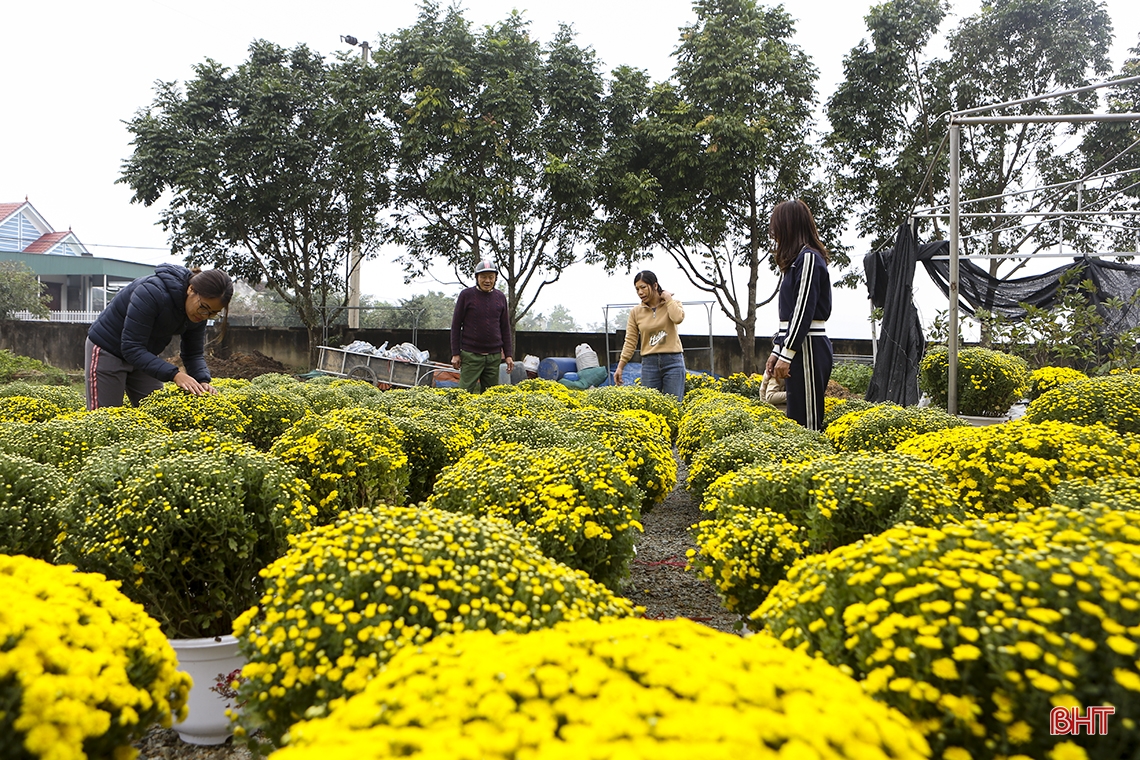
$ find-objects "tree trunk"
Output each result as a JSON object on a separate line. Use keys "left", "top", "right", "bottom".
{"left": 736, "top": 323, "right": 759, "bottom": 376}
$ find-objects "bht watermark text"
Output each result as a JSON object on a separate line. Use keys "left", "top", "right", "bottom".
{"left": 1050, "top": 706, "right": 1115, "bottom": 736}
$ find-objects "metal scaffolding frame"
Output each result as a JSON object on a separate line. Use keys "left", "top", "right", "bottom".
{"left": 918, "top": 74, "right": 1140, "bottom": 413}
{"left": 602, "top": 301, "right": 718, "bottom": 377}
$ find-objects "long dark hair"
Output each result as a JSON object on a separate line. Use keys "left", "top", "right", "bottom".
{"left": 770, "top": 199, "right": 828, "bottom": 273}
{"left": 189, "top": 269, "right": 234, "bottom": 305}
{"left": 633, "top": 270, "right": 663, "bottom": 296}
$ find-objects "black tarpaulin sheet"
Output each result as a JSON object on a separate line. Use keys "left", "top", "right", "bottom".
{"left": 865, "top": 224, "right": 925, "bottom": 405}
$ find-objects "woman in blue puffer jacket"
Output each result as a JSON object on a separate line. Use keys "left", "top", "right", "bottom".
{"left": 85, "top": 264, "right": 233, "bottom": 409}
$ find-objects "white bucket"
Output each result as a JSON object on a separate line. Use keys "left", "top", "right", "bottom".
{"left": 168, "top": 635, "right": 245, "bottom": 745}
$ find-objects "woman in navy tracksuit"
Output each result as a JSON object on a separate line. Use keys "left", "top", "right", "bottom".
{"left": 765, "top": 200, "right": 833, "bottom": 431}
{"left": 85, "top": 264, "right": 233, "bottom": 409}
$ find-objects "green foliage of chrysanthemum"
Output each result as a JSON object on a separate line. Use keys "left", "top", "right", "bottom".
{"left": 677, "top": 392, "right": 801, "bottom": 463}
{"left": 225, "top": 386, "right": 309, "bottom": 450}
{"left": 897, "top": 420, "right": 1140, "bottom": 514}
{"left": 703, "top": 453, "right": 962, "bottom": 550}
{"left": 554, "top": 407, "right": 676, "bottom": 510}
{"left": 271, "top": 407, "right": 409, "bottom": 521}
{"left": 249, "top": 372, "right": 299, "bottom": 388}
{"left": 233, "top": 505, "right": 638, "bottom": 745}
{"left": 823, "top": 398, "right": 876, "bottom": 431}
{"left": 1028, "top": 366, "right": 1087, "bottom": 401}
{"left": 510, "top": 378, "right": 586, "bottom": 407}
{"left": 755, "top": 504, "right": 1140, "bottom": 760}
{"left": 478, "top": 416, "right": 596, "bottom": 450}
{"left": 827, "top": 404, "right": 967, "bottom": 453}
{"left": 1052, "top": 475, "right": 1140, "bottom": 512}
{"left": 584, "top": 385, "right": 680, "bottom": 440}
{"left": 1024, "top": 373, "right": 1140, "bottom": 435}
{"left": 427, "top": 442, "right": 643, "bottom": 589}
{"left": 687, "top": 427, "right": 834, "bottom": 502}
{"left": 328, "top": 378, "right": 384, "bottom": 402}
{"left": 210, "top": 377, "right": 252, "bottom": 391}
{"left": 831, "top": 362, "right": 875, "bottom": 395}
{"left": 0, "top": 381, "right": 84, "bottom": 411}
{"left": 0, "top": 452, "right": 66, "bottom": 561}
{"left": 920, "top": 346, "right": 1030, "bottom": 417}
{"left": 0, "top": 395, "right": 63, "bottom": 424}
{"left": 718, "top": 372, "right": 767, "bottom": 400}
{"left": 684, "top": 372, "right": 720, "bottom": 394}
{"left": 388, "top": 412, "right": 476, "bottom": 504}
{"left": 688, "top": 506, "right": 807, "bottom": 615}
{"left": 0, "top": 555, "right": 191, "bottom": 760}
{"left": 274, "top": 618, "right": 929, "bottom": 760}
{"left": 467, "top": 388, "right": 574, "bottom": 421}
{"left": 139, "top": 386, "right": 250, "bottom": 435}
{"left": 285, "top": 382, "right": 354, "bottom": 414}
{"left": 0, "top": 407, "right": 170, "bottom": 472}
{"left": 57, "top": 431, "right": 316, "bottom": 639}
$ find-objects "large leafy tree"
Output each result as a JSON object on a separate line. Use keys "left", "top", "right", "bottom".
{"left": 827, "top": 0, "right": 1114, "bottom": 263}
{"left": 376, "top": 4, "right": 608, "bottom": 337}
{"left": 120, "top": 40, "right": 392, "bottom": 358}
{"left": 597, "top": 0, "right": 844, "bottom": 374}
{"left": 0, "top": 261, "right": 50, "bottom": 322}
{"left": 826, "top": 0, "right": 950, "bottom": 251}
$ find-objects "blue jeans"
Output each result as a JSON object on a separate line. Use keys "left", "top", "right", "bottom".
{"left": 641, "top": 352, "right": 685, "bottom": 402}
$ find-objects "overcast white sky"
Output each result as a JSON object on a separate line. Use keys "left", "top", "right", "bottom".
{"left": 4, "top": 0, "right": 1139, "bottom": 338}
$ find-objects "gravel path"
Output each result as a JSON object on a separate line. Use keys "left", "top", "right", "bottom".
{"left": 135, "top": 449, "right": 737, "bottom": 758}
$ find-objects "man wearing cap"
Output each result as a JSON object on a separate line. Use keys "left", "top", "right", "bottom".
{"left": 451, "top": 259, "right": 514, "bottom": 393}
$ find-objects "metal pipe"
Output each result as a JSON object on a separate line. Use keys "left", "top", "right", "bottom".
{"left": 948, "top": 124, "right": 960, "bottom": 416}
{"left": 955, "top": 113, "right": 1140, "bottom": 124}
{"left": 912, "top": 210, "right": 1140, "bottom": 218}
{"left": 911, "top": 166, "right": 1140, "bottom": 212}
{"left": 929, "top": 251, "right": 1140, "bottom": 260}
{"left": 951, "top": 74, "right": 1140, "bottom": 117}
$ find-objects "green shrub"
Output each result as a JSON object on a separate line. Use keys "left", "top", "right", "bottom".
{"left": 248, "top": 372, "right": 298, "bottom": 388}
{"left": 285, "top": 382, "right": 354, "bottom": 413}
{"left": 897, "top": 420, "right": 1140, "bottom": 514}
{"left": 1027, "top": 365, "right": 1087, "bottom": 401}
{"left": 270, "top": 407, "right": 409, "bottom": 521}
{"left": 0, "top": 452, "right": 66, "bottom": 561}
{"left": 823, "top": 398, "right": 876, "bottom": 430}
{"left": 677, "top": 392, "right": 800, "bottom": 463}
{"left": 703, "top": 453, "right": 961, "bottom": 550}
{"left": 684, "top": 372, "right": 720, "bottom": 394}
{"left": 830, "top": 362, "right": 874, "bottom": 395}
{"left": 57, "top": 431, "right": 315, "bottom": 638}
{"left": 0, "top": 407, "right": 170, "bottom": 472}
{"left": 233, "top": 505, "right": 637, "bottom": 745}
{"left": 0, "top": 396, "right": 63, "bottom": 423}
{"left": 0, "top": 381, "right": 84, "bottom": 410}
{"left": 555, "top": 407, "right": 676, "bottom": 509}
{"left": 478, "top": 416, "right": 596, "bottom": 450}
{"left": 427, "top": 443, "right": 643, "bottom": 589}
{"left": 718, "top": 372, "right": 766, "bottom": 400}
{"left": 687, "top": 428, "right": 833, "bottom": 502}
{"left": 1024, "top": 373, "right": 1140, "bottom": 435}
{"left": 688, "top": 506, "right": 806, "bottom": 615}
{"left": 827, "top": 404, "right": 967, "bottom": 452}
{"left": 225, "top": 386, "right": 309, "bottom": 450}
{"left": 584, "top": 385, "right": 680, "bottom": 440}
{"left": 0, "top": 350, "right": 69, "bottom": 384}
{"left": 1052, "top": 475, "right": 1140, "bottom": 512}
{"left": 755, "top": 504, "right": 1140, "bottom": 760}
{"left": 919, "top": 346, "right": 1030, "bottom": 416}
{"left": 389, "top": 412, "right": 475, "bottom": 504}
{"left": 139, "top": 386, "right": 250, "bottom": 435}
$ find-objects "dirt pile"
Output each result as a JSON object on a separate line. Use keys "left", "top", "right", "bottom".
{"left": 170, "top": 350, "right": 292, "bottom": 381}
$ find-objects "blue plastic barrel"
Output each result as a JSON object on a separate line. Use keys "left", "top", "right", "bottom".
{"left": 537, "top": 357, "right": 578, "bottom": 380}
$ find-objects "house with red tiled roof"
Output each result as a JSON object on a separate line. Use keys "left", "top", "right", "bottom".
{"left": 0, "top": 200, "right": 153, "bottom": 317}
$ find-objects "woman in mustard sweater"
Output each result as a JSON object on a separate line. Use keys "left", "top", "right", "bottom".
{"left": 613, "top": 270, "right": 686, "bottom": 401}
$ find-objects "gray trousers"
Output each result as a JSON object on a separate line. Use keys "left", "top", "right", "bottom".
{"left": 85, "top": 338, "right": 164, "bottom": 410}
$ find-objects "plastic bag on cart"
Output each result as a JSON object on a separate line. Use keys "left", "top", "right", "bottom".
{"left": 344, "top": 340, "right": 389, "bottom": 355}
{"left": 384, "top": 342, "right": 429, "bottom": 363}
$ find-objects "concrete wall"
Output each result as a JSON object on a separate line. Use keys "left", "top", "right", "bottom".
{"left": 1, "top": 320, "right": 875, "bottom": 376}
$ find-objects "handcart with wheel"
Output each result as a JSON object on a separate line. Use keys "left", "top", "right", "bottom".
{"left": 316, "top": 345, "right": 454, "bottom": 389}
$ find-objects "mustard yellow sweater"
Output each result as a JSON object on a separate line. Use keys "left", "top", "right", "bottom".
{"left": 620, "top": 298, "right": 685, "bottom": 362}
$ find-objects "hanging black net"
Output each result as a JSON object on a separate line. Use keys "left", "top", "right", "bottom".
{"left": 863, "top": 224, "right": 1140, "bottom": 405}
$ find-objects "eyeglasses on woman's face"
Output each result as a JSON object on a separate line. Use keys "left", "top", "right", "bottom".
{"left": 194, "top": 293, "right": 224, "bottom": 317}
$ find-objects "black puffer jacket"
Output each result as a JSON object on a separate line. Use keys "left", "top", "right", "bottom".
{"left": 87, "top": 264, "right": 210, "bottom": 382}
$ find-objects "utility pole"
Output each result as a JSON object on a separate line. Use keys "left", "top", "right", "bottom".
{"left": 341, "top": 35, "right": 370, "bottom": 330}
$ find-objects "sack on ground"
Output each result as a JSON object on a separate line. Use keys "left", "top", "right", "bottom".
{"left": 575, "top": 343, "right": 600, "bottom": 371}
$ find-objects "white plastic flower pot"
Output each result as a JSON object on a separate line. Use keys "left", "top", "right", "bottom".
{"left": 168, "top": 635, "right": 244, "bottom": 745}
{"left": 956, "top": 413, "right": 1010, "bottom": 426}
